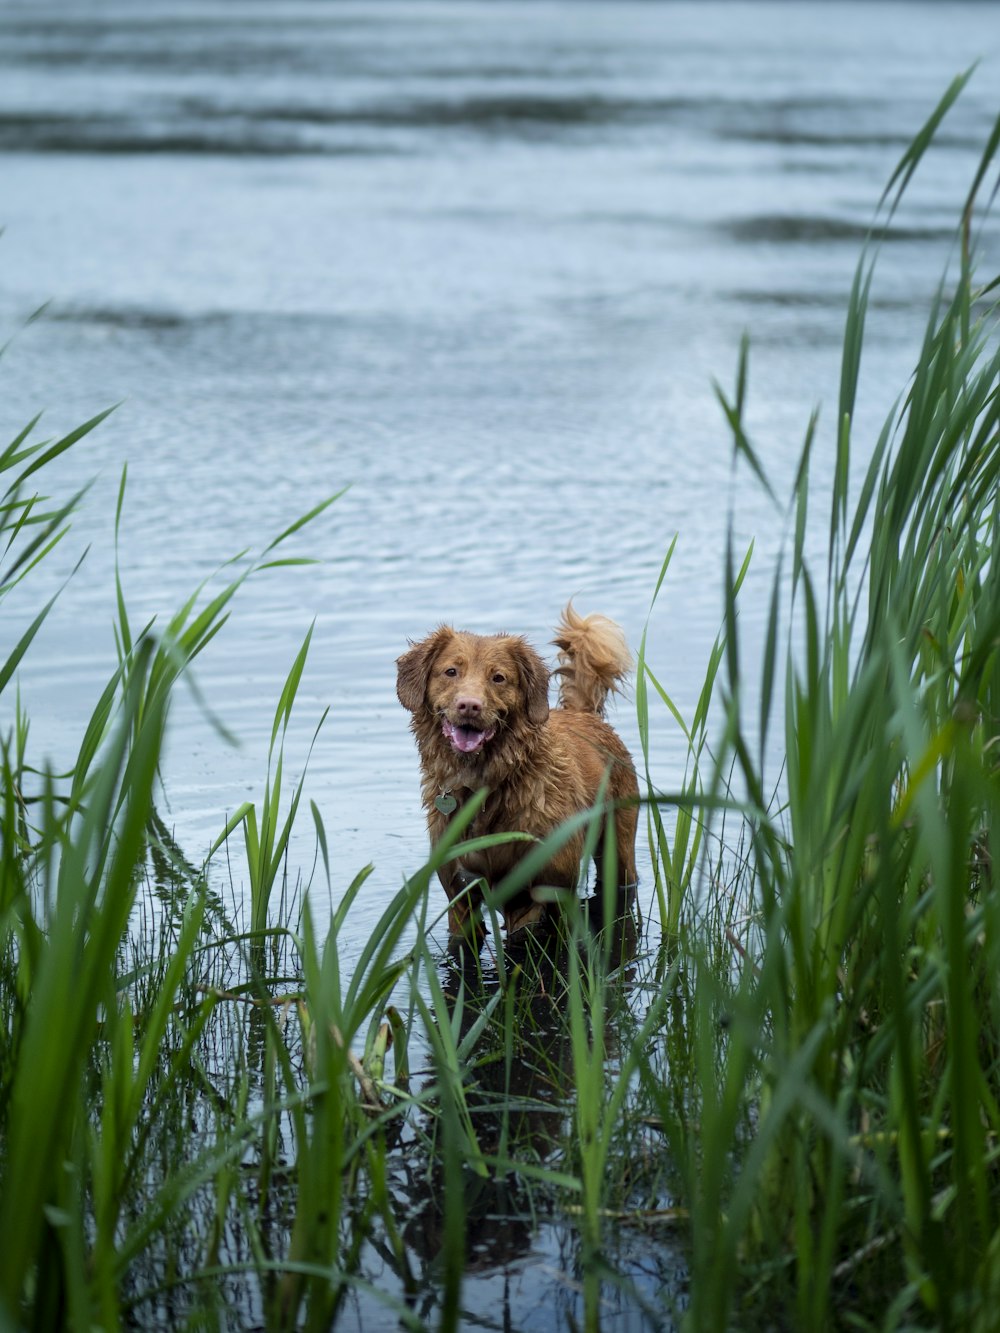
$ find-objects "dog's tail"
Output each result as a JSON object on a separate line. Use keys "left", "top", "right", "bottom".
{"left": 553, "top": 602, "right": 631, "bottom": 716}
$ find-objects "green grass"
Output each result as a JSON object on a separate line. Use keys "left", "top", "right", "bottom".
{"left": 2, "top": 77, "right": 1000, "bottom": 1331}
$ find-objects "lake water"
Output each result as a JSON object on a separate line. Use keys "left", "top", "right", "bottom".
{"left": 2, "top": 0, "right": 999, "bottom": 953}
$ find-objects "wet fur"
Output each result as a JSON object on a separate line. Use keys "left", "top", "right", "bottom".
{"left": 396, "top": 605, "right": 639, "bottom": 938}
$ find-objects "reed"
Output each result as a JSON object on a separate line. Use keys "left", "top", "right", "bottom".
{"left": 208, "top": 622, "right": 327, "bottom": 937}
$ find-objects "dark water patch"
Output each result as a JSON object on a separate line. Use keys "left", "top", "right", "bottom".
{"left": 160, "top": 91, "right": 674, "bottom": 135}
{"left": 257, "top": 92, "right": 668, "bottom": 130}
{"left": 0, "top": 31, "right": 614, "bottom": 86}
{"left": 45, "top": 303, "right": 230, "bottom": 332}
{"left": 725, "top": 125, "right": 988, "bottom": 153}
{"left": 727, "top": 288, "right": 852, "bottom": 311}
{"left": 0, "top": 94, "right": 684, "bottom": 154}
{"left": 727, "top": 288, "right": 937, "bottom": 314}
{"left": 412, "top": 59, "right": 620, "bottom": 82}
{"left": 7, "top": 80, "right": 991, "bottom": 159}
{"left": 729, "top": 127, "right": 913, "bottom": 150}
{"left": 1, "top": 90, "right": 929, "bottom": 156}
{"left": 724, "top": 215, "right": 958, "bottom": 246}
{"left": 0, "top": 113, "right": 399, "bottom": 157}
{"left": 0, "top": 13, "right": 379, "bottom": 72}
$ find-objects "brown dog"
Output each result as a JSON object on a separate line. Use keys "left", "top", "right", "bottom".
{"left": 396, "top": 604, "right": 639, "bottom": 938}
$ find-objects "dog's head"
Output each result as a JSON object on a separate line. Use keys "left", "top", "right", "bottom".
{"left": 397, "top": 627, "right": 550, "bottom": 759}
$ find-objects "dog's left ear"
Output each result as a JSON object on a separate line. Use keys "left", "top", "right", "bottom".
{"left": 396, "top": 629, "right": 450, "bottom": 712}
{"left": 512, "top": 639, "right": 550, "bottom": 725}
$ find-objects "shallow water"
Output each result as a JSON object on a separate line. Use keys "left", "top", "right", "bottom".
{"left": 2, "top": 0, "right": 999, "bottom": 944}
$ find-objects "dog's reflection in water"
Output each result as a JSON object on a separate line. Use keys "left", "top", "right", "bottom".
{"left": 395, "top": 893, "right": 639, "bottom": 1285}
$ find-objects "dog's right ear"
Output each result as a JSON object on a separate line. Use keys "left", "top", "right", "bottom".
{"left": 396, "top": 629, "right": 451, "bottom": 712}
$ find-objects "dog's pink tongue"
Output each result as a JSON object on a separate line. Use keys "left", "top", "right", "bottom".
{"left": 452, "top": 729, "right": 482, "bottom": 753}
{"left": 443, "top": 719, "right": 494, "bottom": 753}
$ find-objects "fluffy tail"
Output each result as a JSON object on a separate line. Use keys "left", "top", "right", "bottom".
{"left": 552, "top": 602, "right": 631, "bottom": 715}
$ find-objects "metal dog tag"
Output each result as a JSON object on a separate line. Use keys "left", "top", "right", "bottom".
{"left": 435, "top": 792, "right": 458, "bottom": 815}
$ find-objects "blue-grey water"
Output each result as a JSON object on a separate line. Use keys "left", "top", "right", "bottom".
{"left": 2, "top": 2, "right": 1000, "bottom": 1327}
{"left": 2, "top": 0, "right": 999, "bottom": 936}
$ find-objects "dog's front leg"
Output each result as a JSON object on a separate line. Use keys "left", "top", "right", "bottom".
{"left": 438, "top": 864, "right": 486, "bottom": 943}
{"left": 428, "top": 805, "right": 486, "bottom": 944}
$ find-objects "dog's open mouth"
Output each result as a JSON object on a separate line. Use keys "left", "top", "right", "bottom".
{"left": 442, "top": 718, "right": 496, "bottom": 755}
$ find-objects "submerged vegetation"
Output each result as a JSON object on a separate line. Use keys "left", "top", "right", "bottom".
{"left": 2, "top": 80, "right": 1000, "bottom": 1330}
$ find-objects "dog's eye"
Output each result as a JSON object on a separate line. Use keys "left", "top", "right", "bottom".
{"left": 492, "top": 672, "right": 506, "bottom": 684}
{"left": 443, "top": 667, "right": 458, "bottom": 677}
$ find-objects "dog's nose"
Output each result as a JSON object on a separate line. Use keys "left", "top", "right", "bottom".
{"left": 455, "top": 696, "right": 482, "bottom": 719}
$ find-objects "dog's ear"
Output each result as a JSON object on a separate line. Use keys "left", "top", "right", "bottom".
{"left": 396, "top": 629, "right": 451, "bottom": 712}
{"left": 512, "top": 638, "right": 550, "bottom": 725}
